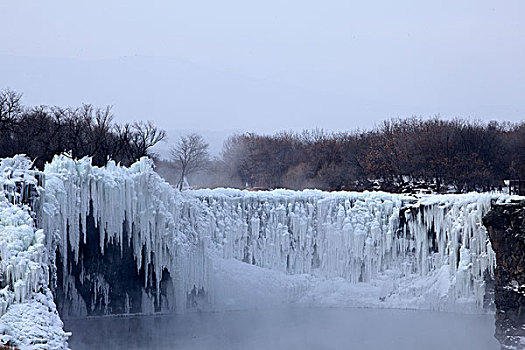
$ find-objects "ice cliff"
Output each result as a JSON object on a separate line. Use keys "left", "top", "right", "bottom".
{"left": 42, "top": 155, "right": 503, "bottom": 315}
{"left": 0, "top": 155, "right": 516, "bottom": 348}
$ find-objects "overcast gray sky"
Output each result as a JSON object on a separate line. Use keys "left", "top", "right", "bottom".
{"left": 1, "top": 1, "right": 524, "bottom": 138}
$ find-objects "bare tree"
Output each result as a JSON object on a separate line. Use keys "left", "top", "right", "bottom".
{"left": 170, "top": 134, "right": 209, "bottom": 190}
{"left": 131, "top": 121, "right": 167, "bottom": 158}
{"left": 0, "top": 89, "right": 23, "bottom": 127}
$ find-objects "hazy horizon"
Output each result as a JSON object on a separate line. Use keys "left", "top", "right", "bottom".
{"left": 1, "top": 1, "right": 524, "bottom": 140}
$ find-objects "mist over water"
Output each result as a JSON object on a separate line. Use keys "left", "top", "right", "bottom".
{"left": 65, "top": 307, "right": 498, "bottom": 350}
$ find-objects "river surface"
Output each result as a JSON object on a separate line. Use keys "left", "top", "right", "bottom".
{"left": 65, "top": 307, "right": 499, "bottom": 350}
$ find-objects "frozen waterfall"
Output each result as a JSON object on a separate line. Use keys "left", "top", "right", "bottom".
{"left": 40, "top": 155, "right": 504, "bottom": 315}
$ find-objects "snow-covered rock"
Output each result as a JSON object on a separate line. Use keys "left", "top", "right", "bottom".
{"left": 0, "top": 156, "right": 69, "bottom": 349}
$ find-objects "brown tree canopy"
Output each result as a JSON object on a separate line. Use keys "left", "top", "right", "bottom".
{"left": 220, "top": 118, "right": 525, "bottom": 192}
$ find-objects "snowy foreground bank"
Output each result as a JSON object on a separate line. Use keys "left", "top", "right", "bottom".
{"left": 0, "top": 155, "right": 520, "bottom": 348}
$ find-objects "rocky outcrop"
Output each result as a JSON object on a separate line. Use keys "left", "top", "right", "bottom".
{"left": 484, "top": 200, "right": 525, "bottom": 349}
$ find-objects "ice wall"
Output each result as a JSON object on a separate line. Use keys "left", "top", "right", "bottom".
{"left": 41, "top": 155, "right": 507, "bottom": 316}
{"left": 42, "top": 155, "right": 208, "bottom": 315}
{"left": 193, "top": 189, "right": 498, "bottom": 311}
{"left": 0, "top": 154, "right": 510, "bottom": 347}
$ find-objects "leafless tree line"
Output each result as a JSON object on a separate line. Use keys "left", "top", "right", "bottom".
{"left": 0, "top": 89, "right": 166, "bottom": 168}
{"left": 4, "top": 88, "right": 524, "bottom": 193}
{"left": 216, "top": 118, "right": 525, "bottom": 192}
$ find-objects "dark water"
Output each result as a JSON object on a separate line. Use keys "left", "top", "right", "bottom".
{"left": 65, "top": 307, "right": 499, "bottom": 350}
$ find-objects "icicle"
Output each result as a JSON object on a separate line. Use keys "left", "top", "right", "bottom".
{"left": 39, "top": 154, "right": 510, "bottom": 314}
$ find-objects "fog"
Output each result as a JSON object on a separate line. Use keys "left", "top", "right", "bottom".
{"left": 66, "top": 307, "right": 498, "bottom": 350}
